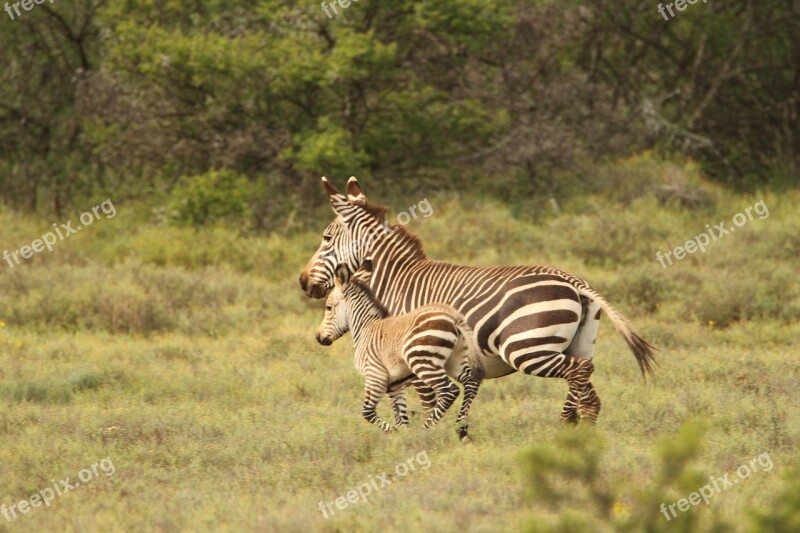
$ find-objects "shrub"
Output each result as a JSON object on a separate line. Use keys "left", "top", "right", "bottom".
{"left": 589, "top": 153, "right": 718, "bottom": 210}
{"left": 168, "top": 169, "right": 253, "bottom": 227}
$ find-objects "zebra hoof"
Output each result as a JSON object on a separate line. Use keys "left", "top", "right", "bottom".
{"left": 560, "top": 414, "right": 579, "bottom": 426}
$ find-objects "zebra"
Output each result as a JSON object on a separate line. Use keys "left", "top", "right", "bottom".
{"left": 316, "top": 260, "right": 484, "bottom": 442}
{"left": 300, "top": 177, "right": 657, "bottom": 424}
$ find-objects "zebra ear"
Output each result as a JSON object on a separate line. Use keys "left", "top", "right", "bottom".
{"left": 346, "top": 176, "right": 367, "bottom": 206}
{"left": 335, "top": 263, "right": 351, "bottom": 286}
{"left": 322, "top": 177, "right": 349, "bottom": 214}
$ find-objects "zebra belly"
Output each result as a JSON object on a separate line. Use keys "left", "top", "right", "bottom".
{"left": 386, "top": 362, "right": 413, "bottom": 384}
{"left": 379, "top": 344, "right": 412, "bottom": 384}
{"left": 479, "top": 355, "right": 517, "bottom": 378}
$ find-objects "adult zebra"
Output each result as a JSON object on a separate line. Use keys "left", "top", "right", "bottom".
{"left": 300, "top": 177, "right": 657, "bottom": 423}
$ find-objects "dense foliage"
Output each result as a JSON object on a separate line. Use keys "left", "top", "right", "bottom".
{"left": 1, "top": 0, "right": 797, "bottom": 225}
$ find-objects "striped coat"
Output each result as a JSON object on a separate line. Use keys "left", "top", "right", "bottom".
{"left": 316, "top": 262, "right": 484, "bottom": 441}
{"left": 302, "top": 177, "right": 656, "bottom": 424}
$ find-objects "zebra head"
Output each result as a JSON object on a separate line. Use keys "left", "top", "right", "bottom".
{"left": 300, "top": 177, "right": 388, "bottom": 299}
{"left": 315, "top": 264, "right": 355, "bottom": 346}
{"left": 316, "top": 260, "right": 383, "bottom": 346}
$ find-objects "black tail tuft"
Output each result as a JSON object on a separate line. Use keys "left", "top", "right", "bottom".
{"left": 627, "top": 331, "right": 658, "bottom": 380}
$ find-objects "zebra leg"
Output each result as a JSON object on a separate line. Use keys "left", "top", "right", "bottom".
{"left": 499, "top": 348, "right": 594, "bottom": 424}
{"left": 404, "top": 316, "right": 461, "bottom": 429}
{"left": 388, "top": 384, "right": 409, "bottom": 427}
{"left": 418, "top": 373, "right": 460, "bottom": 430}
{"left": 411, "top": 379, "right": 437, "bottom": 413}
{"left": 561, "top": 390, "right": 580, "bottom": 424}
{"left": 557, "top": 358, "right": 594, "bottom": 424}
{"left": 565, "top": 301, "right": 602, "bottom": 424}
{"left": 454, "top": 365, "right": 482, "bottom": 443}
{"left": 362, "top": 376, "right": 392, "bottom": 433}
{"left": 578, "top": 381, "right": 602, "bottom": 424}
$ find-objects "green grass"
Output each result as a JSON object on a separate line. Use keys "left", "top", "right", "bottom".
{"left": 1, "top": 163, "right": 798, "bottom": 531}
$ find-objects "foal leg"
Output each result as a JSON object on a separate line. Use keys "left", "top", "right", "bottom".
{"left": 362, "top": 375, "right": 392, "bottom": 433}
{"left": 422, "top": 374, "right": 460, "bottom": 430}
{"left": 454, "top": 364, "right": 482, "bottom": 443}
{"left": 388, "top": 384, "right": 409, "bottom": 427}
{"left": 411, "top": 379, "right": 437, "bottom": 413}
{"left": 407, "top": 358, "right": 460, "bottom": 430}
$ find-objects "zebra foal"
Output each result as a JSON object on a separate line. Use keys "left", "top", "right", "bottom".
{"left": 316, "top": 261, "right": 484, "bottom": 442}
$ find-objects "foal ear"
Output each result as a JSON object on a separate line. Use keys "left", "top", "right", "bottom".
{"left": 335, "top": 263, "right": 351, "bottom": 286}
{"left": 322, "top": 177, "right": 349, "bottom": 214}
{"left": 346, "top": 176, "right": 367, "bottom": 206}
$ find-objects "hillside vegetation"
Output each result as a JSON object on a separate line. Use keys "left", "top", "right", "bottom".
{"left": 1, "top": 157, "right": 798, "bottom": 531}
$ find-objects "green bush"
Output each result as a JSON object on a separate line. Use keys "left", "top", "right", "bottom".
{"left": 589, "top": 153, "right": 719, "bottom": 210}
{"left": 750, "top": 463, "right": 800, "bottom": 531}
{"left": 521, "top": 421, "right": 800, "bottom": 532}
{"left": 168, "top": 169, "right": 253, "bottom": 227}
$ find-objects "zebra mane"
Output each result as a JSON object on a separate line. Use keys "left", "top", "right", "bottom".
{"left": 388, "top": 223, "right": 426, "bottom": 259}
{"left": 358, "top": 199, "right": 427, "bottom": 260}
{"left": 360, "top": 200, "right": 389, "bottom": 224}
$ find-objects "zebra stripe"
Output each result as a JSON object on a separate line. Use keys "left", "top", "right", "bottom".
{"left": 315, "top": 264, "right": 484, "bottom": 441}
{"left": 301, "top": 177, "right": 657, "bottom": 424}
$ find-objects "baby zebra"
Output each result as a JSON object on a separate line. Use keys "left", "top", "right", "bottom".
{"left": 316, "top": 261, "right": 484, "bottom": 442}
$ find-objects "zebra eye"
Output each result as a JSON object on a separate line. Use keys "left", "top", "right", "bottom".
{"left": 325, "top": 305, "right": 332, "bottom": 311}
{"left": 322, "top": 234, "right": 332, "bottom": 243}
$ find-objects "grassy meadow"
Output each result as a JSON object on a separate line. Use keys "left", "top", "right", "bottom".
{"left": 1, "top": 159, "right": 799, "bottom": 531}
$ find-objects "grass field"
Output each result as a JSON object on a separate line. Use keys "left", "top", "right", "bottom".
{"left": 1, "top": 166, "right": 799, "bottom": 531}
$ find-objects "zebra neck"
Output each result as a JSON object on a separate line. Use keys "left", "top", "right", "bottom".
{"left": 365, "top": 225, "right": 425, "bottom": 276}
{"left": 348, "top": 297, "right": 385, "bottom": 345}
{"left": 365, "top": 220, "right": 426, "bottom": 264}
{"left": 365, "top": 243, "right": 425, "bottom": 310}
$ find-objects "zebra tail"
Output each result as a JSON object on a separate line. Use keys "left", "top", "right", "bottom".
{"left": 453, "top": 315, "right": 485, "bottom": 382}
{"left": 578, "top": 288, "right": 658, "bottom": 380}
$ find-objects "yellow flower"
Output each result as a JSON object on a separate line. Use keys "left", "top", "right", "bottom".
{"left": 0, "top": 321, "right": 5, "bottom": 327}
{"left": 613, "top": 501, "right": 631, "bottom": 517}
